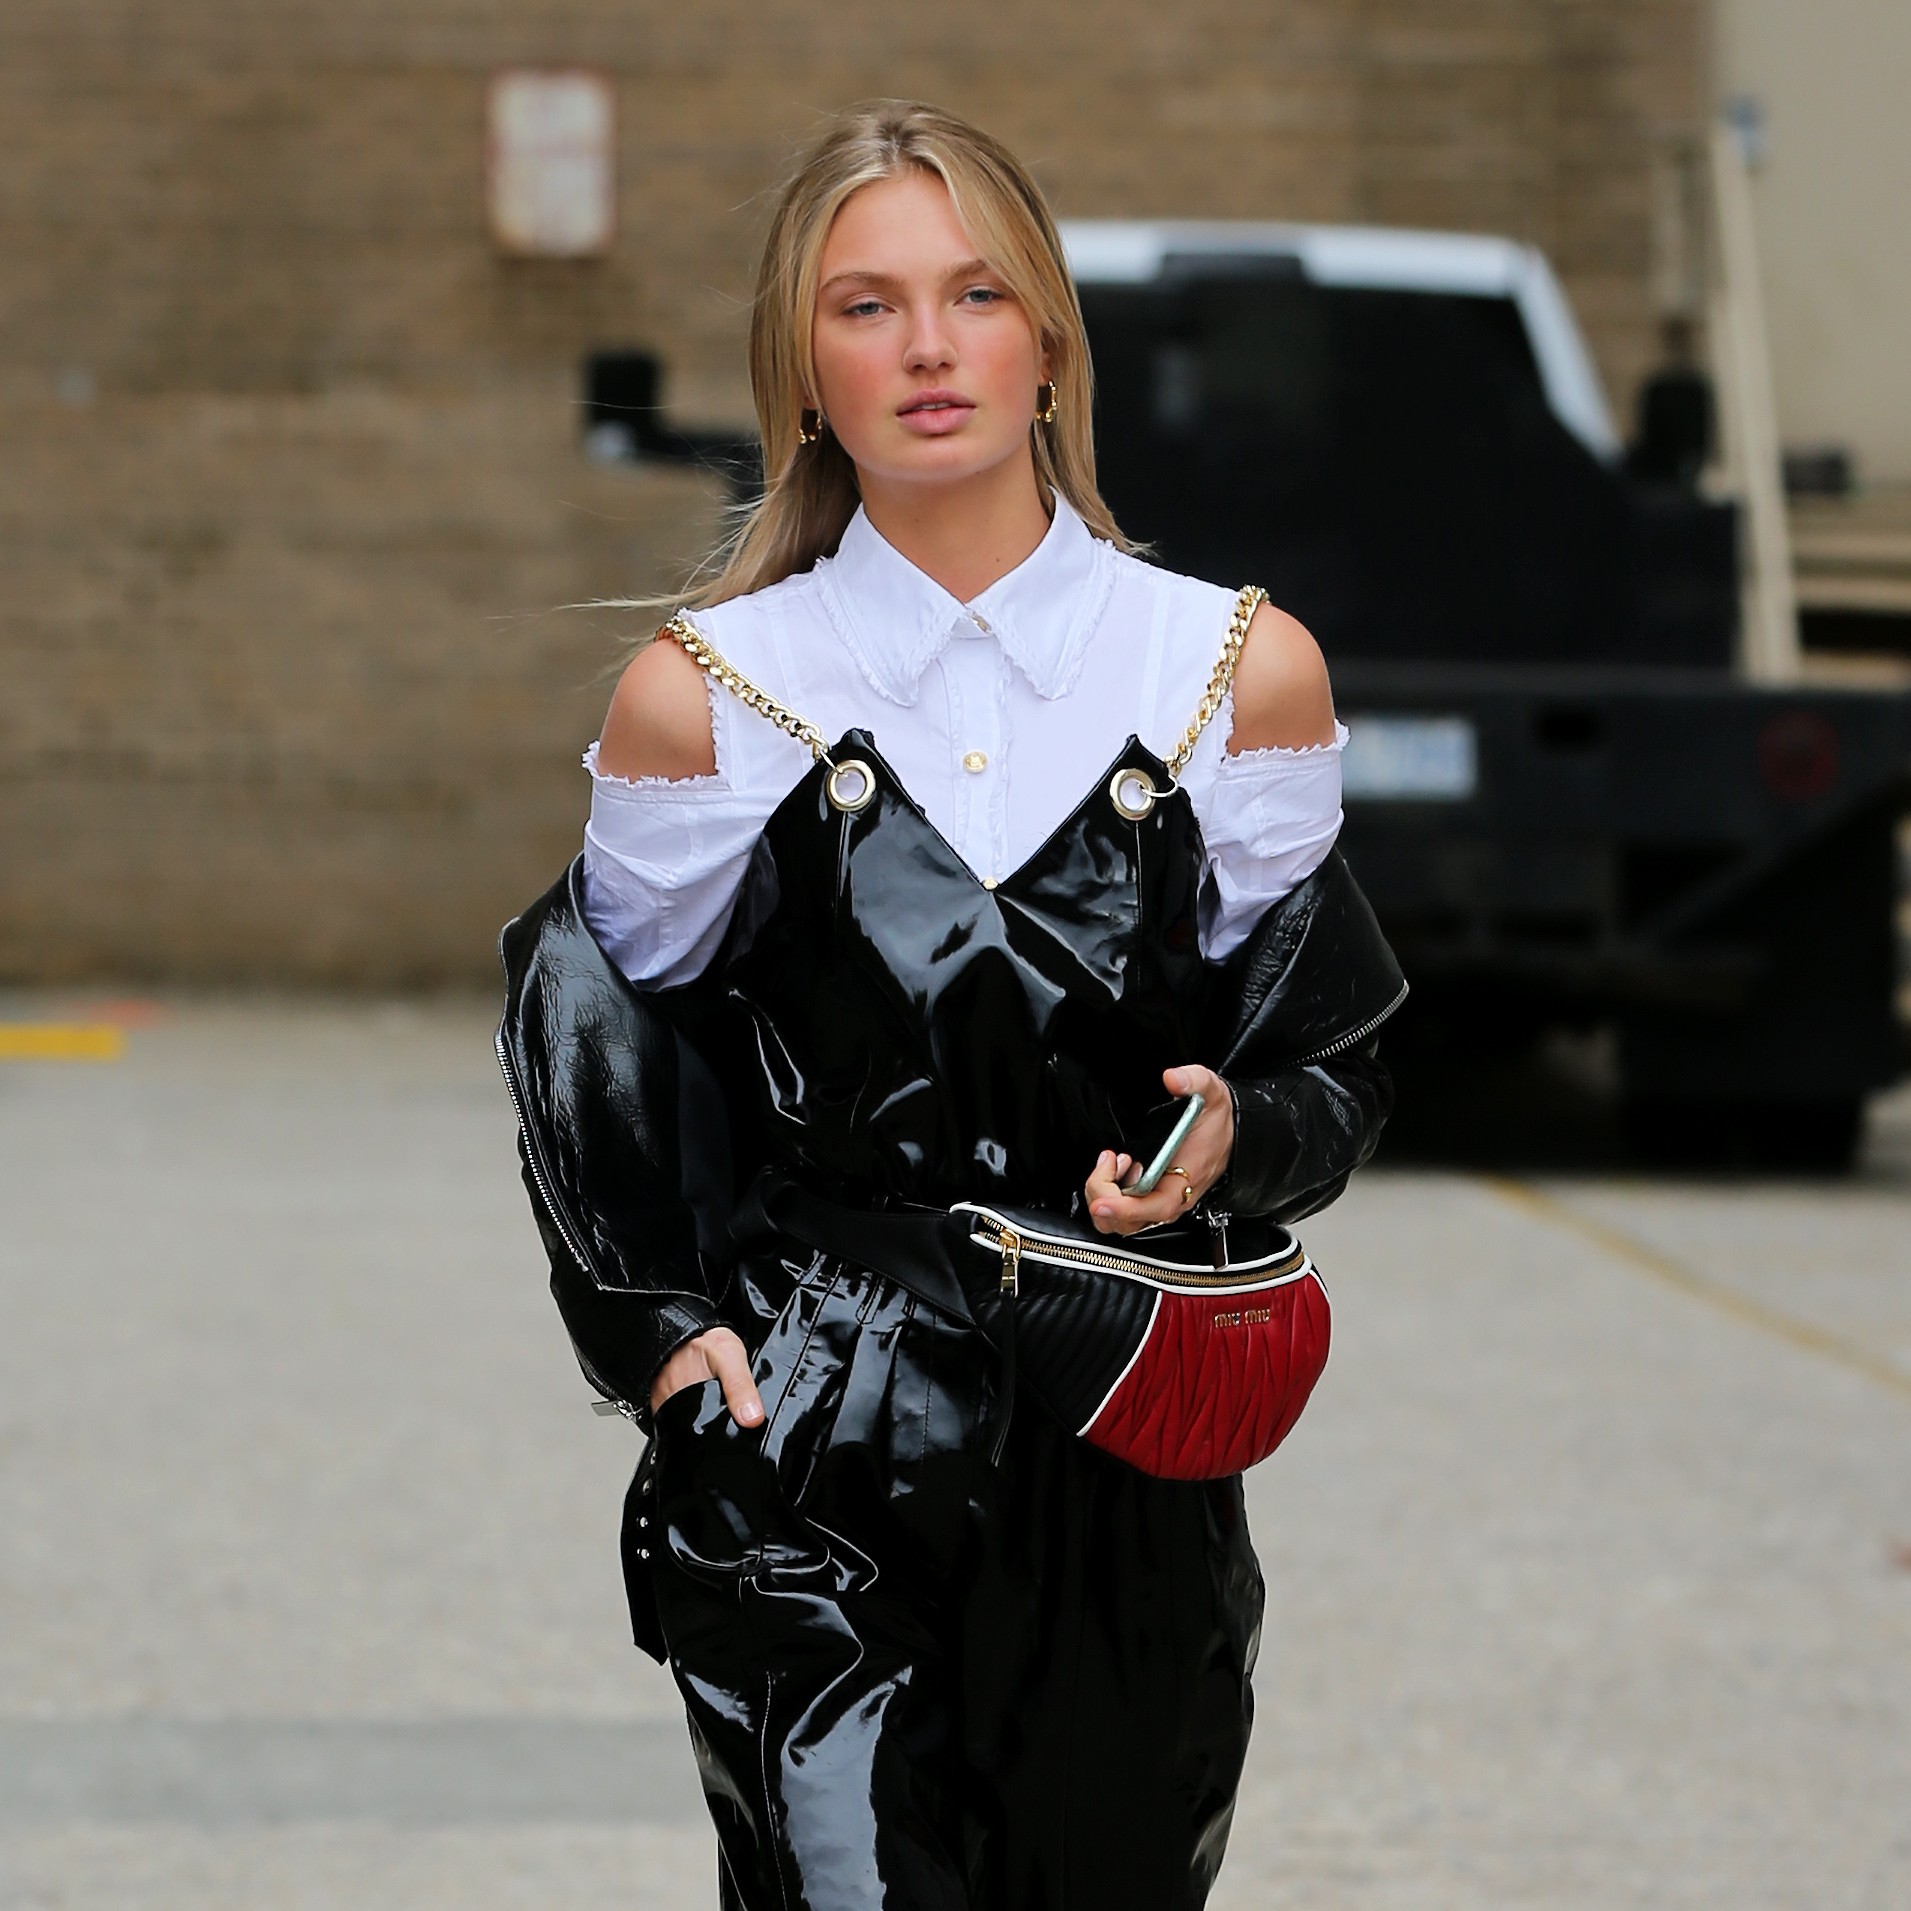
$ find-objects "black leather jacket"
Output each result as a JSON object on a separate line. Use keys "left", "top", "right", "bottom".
{"left": 498, "top": 848, "right": 1405, "bottom": 1416}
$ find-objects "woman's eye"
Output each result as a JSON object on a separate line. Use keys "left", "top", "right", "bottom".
{"left": 843, "top": 298, "right": 885, "bottom": 318}
{"left": 961, "top": 286, "right": 1005, "bottom": 306}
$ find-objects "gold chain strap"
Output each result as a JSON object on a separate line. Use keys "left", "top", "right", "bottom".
{"left": 667, "top": 588, "right": 1265, "bottom": 778}
{"left": 659, "top": 613, "right": 832, "bottom": 761}
{"left": 1166, "top": 584, "right": 1269, "bottom": 776}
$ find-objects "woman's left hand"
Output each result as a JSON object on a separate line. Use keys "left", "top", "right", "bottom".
{"left": 1084, "top": 1065, "right": 1235, "bottom": 1236}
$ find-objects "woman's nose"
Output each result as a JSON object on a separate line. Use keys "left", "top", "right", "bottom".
{"left": 902, "top": 306, "right": 956, "bottom": 373}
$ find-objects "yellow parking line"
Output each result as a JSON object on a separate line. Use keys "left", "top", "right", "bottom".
{"left": 1483, "top": 1176, "right": 1911, "bottom": 1405}
{"left": 0, "top": 1024, "right": 128, "bottom": 1061}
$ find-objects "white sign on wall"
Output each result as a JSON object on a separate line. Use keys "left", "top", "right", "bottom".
{"left": 486, "top": 69, "right": 615, "bottom": 257}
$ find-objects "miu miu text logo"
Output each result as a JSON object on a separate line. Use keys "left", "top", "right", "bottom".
{"left": 1211, "top": 1306, "right": 1274, "bottom": 1329}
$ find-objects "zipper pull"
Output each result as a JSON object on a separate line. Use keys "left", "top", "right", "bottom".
{"left": 590, "top": 1398, "right": 642, "bottom": 1422}
{"left": 1203, "top": 1208, "right": 1230, "bottom": 1270}
{"left": 990, "top": 1227, "right": 1021, "bottom": 1467}
{"left": 999, "top": 1227, "right": 1022, "bottom": 1297}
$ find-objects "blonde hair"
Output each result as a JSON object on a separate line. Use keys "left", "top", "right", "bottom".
{"left": 659, "top": 99, "right": 1137, "bottom": 613}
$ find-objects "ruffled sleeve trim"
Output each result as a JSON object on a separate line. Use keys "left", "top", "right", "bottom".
{"left": 1210, "top": 716, "right": 1350, "bottom": 772}
{"left": 581, "top": 737, "right": 732, "bottom": 800}
{"left": 579, "top": 659, "right": 734, "bottom": 800}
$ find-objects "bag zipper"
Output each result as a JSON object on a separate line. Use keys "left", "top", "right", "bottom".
{"left": 965, "top": 1213, "right": 1302, "bottom": 1293}
{"left": 989, "top": 1227, "right": 1022, "bottom": 1466}
{"left": 997, "top": 1226, "right": 1022, "bottom": 1297}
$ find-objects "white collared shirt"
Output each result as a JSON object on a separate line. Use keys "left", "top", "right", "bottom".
{"left": 581, "top": 493, "right": 1347, "bottom": 987}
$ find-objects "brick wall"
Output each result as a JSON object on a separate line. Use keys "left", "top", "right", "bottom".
{"left": 2, "top": 0, "right": 1706, "bottom": 983}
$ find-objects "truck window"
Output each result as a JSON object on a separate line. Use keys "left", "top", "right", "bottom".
{"left": 1079, "top": 277, "right": 1636, "bottom": 665}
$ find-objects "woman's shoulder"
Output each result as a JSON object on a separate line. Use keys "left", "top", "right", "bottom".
{"left": 1231, "top": 598, "right": 1336, "bottom": 753}
{"left": 594, "top": 631, "right": 719, "bottom": 785}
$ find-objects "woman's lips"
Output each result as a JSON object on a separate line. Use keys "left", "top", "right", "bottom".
{"left": 897, "top": 392, "right": 975, "bottom": 434}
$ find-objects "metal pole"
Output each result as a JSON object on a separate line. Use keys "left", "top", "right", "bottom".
{"left": 1708, "top": 118, "right": 1801, "bottom": 682}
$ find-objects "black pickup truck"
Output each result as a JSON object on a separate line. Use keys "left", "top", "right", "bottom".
{"left": 1063, "top": 220, "right": 1911, "bottom": 1169}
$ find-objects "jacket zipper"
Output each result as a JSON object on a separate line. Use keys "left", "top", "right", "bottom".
{"left": 968, "top": 1217, "right": 1300, "bottom": 1292}
{"left": 1285, "top": 980, "right": 1410, "bottom": 1071}
{"left": 495, "top": 1030, "right": 650, "bottom": 1420}
{"left": 494, "top": 1028, "right": 604, "bottom": 1284}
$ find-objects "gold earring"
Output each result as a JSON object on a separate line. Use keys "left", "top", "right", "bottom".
{"left": 1035, "top": 380, "right": 1058, "bottom": 425}
{"left": 797, "top": 406, "right": 825, "bottom": 445}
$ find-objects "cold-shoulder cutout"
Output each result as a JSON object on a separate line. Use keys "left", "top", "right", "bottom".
{"left": 595, "top": 629, "right": 719, "bottom": 783}
{"left": 575, "top": 507, "right": 1352, "bottom": 987}
{"left": 1226, "top": 602, "right": 1337, "bottom": 755}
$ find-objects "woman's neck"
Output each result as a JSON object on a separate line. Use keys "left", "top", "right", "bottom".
{"left": 856, "top": 451, "right": 1053, "bottom": 604}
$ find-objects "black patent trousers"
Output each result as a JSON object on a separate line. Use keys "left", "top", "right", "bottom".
{"left": 643, "top": 1245, "right": 1266, "bottom": 1911}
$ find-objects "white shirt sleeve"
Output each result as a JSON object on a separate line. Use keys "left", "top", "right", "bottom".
{"left": 578, "top": 736, "right": 770, "bottom": 989}
{"left": 1184, "top": 709, "right": 1348, "bottom": 962}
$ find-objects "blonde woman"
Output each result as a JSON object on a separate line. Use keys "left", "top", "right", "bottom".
{"left": 499, "top": 100, "right": 1402, "bottom": 1909}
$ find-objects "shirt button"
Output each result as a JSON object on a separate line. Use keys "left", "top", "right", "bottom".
{"left": 962, "top": 749, "right": 988, "bottom": 774}
{"left": 971, "top": 613, "right": 993, "bottom": 634}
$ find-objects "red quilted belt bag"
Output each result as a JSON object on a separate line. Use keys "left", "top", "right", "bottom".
{"left": 951, "top": 1201, "right": 1331, "bottom": 1482}
{"left": 741, "top": 1175, "right": 1329, "bottom": 1483}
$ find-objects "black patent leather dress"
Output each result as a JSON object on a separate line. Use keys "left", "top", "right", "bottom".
{"left": 498, "top": 687, "right": 1404, "bottom": 1909}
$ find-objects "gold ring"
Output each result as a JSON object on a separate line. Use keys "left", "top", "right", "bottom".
{"left": 1108, "top": 765, "right": 1160, "bottom": 821}
{"left": 1167, "top": 1165, "right": 1194, "bottom": 1205}
{"left": 825, "top": 758, "right": 877, "bottom": 814}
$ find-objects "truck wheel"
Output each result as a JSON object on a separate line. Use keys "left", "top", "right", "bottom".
{"left": 1621, "top": 1095, "right": 1864, "bottom": 1175}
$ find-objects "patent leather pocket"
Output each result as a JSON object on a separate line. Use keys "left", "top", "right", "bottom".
{"left": 653, "top": 1366, "right": 838, "bottom": 1585}
{"left": 652, "top": 1378, "right": 774, "bottom": 1579}
{"left": 650, "top": 1373, "right": 724, "bottom": 1458}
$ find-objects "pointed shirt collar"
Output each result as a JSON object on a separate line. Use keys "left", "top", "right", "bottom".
{"left": 816, "top": 491, "right": 1114, "bottom": 706}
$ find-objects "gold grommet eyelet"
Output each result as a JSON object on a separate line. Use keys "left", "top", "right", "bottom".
{"left": 826, "top": 758, "right": 877, "bottom": 814}
{"left": 1109, "top": 766, "right": 1158, "bottom": 821}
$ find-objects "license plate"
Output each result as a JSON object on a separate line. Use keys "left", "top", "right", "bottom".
{"left": 1341, "top": 715, "right": 1478, "bottom": 800}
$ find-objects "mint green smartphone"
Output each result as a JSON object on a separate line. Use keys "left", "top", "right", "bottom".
{"left": 1129, "top": 1093, "right": 1205, "bottom": 1197}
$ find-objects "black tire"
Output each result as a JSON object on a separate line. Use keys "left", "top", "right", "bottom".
{"left": 1621, "top": 1094, "right": 1864, "bottom": 1175}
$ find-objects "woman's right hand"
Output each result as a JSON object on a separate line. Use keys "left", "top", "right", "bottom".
{"left": 648, "top": 1327, "right": 765, "bottom": 1426}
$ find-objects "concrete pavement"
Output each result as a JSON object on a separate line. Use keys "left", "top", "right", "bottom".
{"left": 1, "top": 995, "right": 1906, "bottom": 1908}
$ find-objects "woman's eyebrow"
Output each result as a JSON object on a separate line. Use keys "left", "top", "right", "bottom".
{"left": 818, "top": 259, "right": 1001, "bottom": 297}
{"left": 819, "top": 269, "right": 901, "bottom": 296}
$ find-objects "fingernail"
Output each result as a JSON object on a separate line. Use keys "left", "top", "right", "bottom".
{"left": 1093, "top": 1203, "right": 1113, "bottom": 1217}
{"left": 739, "top": 1402, "right": 763, "bottom": 1424}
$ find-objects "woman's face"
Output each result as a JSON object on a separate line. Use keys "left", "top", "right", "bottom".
{"left": 809, "top": 169, "right": 1049, "bottom": 492}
